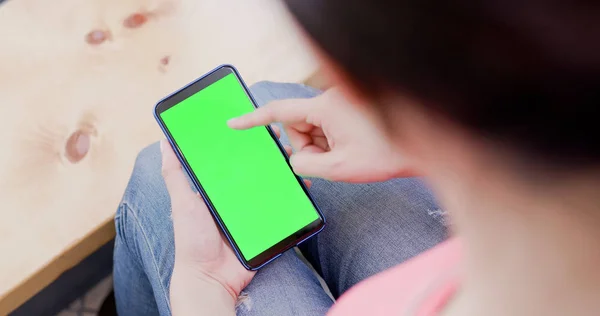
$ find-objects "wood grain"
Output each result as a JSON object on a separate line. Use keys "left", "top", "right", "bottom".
{"left": 0, "top": 0, "right": 316, "bottom": 313}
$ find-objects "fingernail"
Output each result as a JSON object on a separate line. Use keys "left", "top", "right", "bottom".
{"left": 227, "top": 117, "right": 239, "bottom": 126}
{"left": 160, "top": 139, "right": 165, "bottom": 153}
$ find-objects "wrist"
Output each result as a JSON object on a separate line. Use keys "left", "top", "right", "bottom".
{"left": 170, "top": 265, "right": 236, "bottom": 315}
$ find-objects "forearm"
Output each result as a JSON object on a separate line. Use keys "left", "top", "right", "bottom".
{"left": 170, "top": 266, "right": 236, "bottom": 316}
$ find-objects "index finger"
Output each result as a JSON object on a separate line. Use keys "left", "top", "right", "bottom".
{"left": 227, "top": 99, "right": 313, "bottom": 130}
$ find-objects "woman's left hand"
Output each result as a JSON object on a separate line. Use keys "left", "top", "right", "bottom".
{"left": 161, "top": 139, "right": 254, "bottom": 308}
{"left": 161, "top": 126, "right": 309, "bottom": 314}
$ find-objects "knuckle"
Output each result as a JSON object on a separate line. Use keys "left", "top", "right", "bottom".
{"left": 261, "top": 105, "right": 276, "bottom": 120}
{"left": 266, "top": 99, "right": 283, "bottom": 108}
{"left": 161, "top": 167, "right": 171, "bottom": 179}
{"left": 161, "top": 167, "right": 183, "bottom": 184}
{"left": 326, "top": 155, "right": 346, "bottom": 180}
{"left": 161, "top": 166, "right": 177, "bottom": 179}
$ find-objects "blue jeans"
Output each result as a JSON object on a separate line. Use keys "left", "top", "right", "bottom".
{"left": 113, "top": 82, "right": 447, "bottom": 316}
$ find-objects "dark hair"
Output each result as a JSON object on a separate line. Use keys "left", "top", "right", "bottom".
{"left": 284, "top": 0, "right": 599, "bottom": 167}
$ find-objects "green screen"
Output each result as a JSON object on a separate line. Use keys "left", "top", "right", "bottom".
{"left": 160, "top": 73, "right": 320, "bottom": 260}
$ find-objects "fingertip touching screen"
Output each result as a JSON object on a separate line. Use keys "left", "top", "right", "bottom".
{"left": 159, "top": 72, "right": 321, "bottom": 262}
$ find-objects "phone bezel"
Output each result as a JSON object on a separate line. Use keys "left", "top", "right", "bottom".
{"left": 154, "top": 65, "right": 325, "bottom": 270}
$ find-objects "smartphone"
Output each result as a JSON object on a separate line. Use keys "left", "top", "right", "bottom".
{"left": 154, "top": 65, "right": 325, "bottom": 270}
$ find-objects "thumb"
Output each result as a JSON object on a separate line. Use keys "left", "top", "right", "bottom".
{"left": 160, "top": 140, "right": 196, "bottom": 208}
{"left": 290, "top": 151, "right": 342, "bottom": 180}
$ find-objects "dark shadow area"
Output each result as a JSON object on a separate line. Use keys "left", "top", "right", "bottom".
{"left": 98, "top": 291, "right": 116, "bottom": 316}
{"left": 10, "top": 240, "right": 114, "bottom": 316}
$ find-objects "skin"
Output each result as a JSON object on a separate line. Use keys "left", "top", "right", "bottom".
{"left": 163, "top": 52, "right": 600, "bottom": 315}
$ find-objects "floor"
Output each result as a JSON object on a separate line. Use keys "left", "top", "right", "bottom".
{"left": 56, "top": 276, "right": 112, "bottom": 316}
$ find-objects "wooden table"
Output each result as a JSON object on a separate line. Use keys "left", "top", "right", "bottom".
{"left": 0, "top": 0, "right": 316, "bottom": 313}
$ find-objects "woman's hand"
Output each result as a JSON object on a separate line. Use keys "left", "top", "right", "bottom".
{"left": 161, "top": 139, "right": 253, "bottom": 314}
{"left": 161, "top": 136, "right": 311, "bottom": 315}
{"left": 228, "top": 88, "right": 414, "bottom": 183}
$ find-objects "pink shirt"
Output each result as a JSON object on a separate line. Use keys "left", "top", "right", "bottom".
{"left": 328, "top": 238, "right": 461, "bottom": 316}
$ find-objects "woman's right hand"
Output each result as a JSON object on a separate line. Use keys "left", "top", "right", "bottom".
{"left": 228, "top": 88, "right": 414, "bottom": 183}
